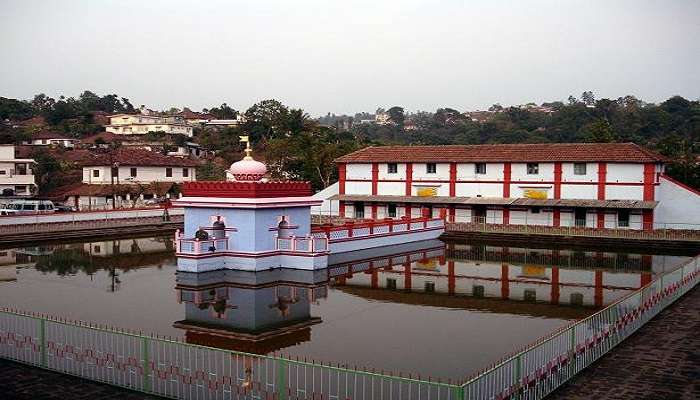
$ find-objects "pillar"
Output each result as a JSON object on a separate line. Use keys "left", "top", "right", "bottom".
{"left": 501, "top": 263, "right": 510, "bottom": 299}
{"left": 551, "top": 267, "right": 560, "bottom": 305}
{"left": 594, "top": 270, "right": 604, "bottom": 307}
{"left": 503, "top": 162, "right": 511, "bottom": 198}
{"left": 597, "top": 162, "right": 607, "bottom": 200}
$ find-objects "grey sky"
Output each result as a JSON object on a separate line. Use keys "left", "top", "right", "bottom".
{"left": 1, "top": 0, "right": 699, "bottom": 116}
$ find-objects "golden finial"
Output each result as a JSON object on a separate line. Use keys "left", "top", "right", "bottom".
{"left": 239, "top": 135, "right": 252, "bottom": 160}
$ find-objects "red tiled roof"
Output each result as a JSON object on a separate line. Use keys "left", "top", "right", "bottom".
{"left": 335, "top": 143, "right": 667, "bottom": 164}
{"left": 29, "top": 131, "right": 75, "bottom": 140}
{"left": 57, "top": 182, "right": 175, "bottom": 198}
{"left": 82, "top": 148, "right": 200, "bottom": 167}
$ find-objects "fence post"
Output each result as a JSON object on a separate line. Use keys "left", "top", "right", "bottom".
{"left": 277, "top": 358, "right": 287, "bottom": 400}
{"left": 39, "top": 317, "right": 47, "bottom": 367}
{"left": 453, "top": 384, "right": 465, "bottom": 400}
{"left": 142, "top": 336, "right": 152, "bottom": 393}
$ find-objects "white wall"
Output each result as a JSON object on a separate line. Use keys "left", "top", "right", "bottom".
{"left": 83, "top": 166, "right": 196, "bottom": 184}
{"left": 606, "top": 163, "right": 643, "bottom": 183}
{"left": 311, "top": 182, "right": 339, "bottom": 216}
{"left": 654, "top": 176, "right": 700, "bottom": 228}
{"left": 346, "top": 164, "right": 372, "bottom": 180}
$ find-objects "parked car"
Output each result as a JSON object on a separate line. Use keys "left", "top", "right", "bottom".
{"left": 0, "top": 199, "right": 56, "bottom": 215}
{"left": 54, "top": 204, "right": 77, "bottom": 212}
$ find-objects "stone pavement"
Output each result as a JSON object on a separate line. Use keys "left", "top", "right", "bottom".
{"left": 547, "top": 285, "right": 700, "bottom": 400}
{"left": 0, "top": 359, "right": 160, "bottom": 399}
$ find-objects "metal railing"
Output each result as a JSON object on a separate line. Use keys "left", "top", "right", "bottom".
{"left": 458, "top": 254, "right": 700, "bottom": 399}
{"left": 446, "top": 216, "right": 700, "bottom": 242}
{"left": 0, "top": 312, "right": 461, "bottom": 399}
{"left": 276, "top": 235, "right": 329, "bottom": 253}
{"left": 312, "top": 216, "right": 445, "bottom": 241}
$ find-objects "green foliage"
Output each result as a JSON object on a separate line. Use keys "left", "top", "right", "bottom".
{"left": 30, "top": 149, "right": 64, "bottom": 195}
{"left": 196, "top": 160, "right": 226, "bottom": 181}
{"left": 207, "top": 103, "right": 238, "bottom": 119}
{"left": 243, "top": 99, "right": 291, "bottom": 141}
{"left": 0, "top": 97, "right": 34, "bottom": 120}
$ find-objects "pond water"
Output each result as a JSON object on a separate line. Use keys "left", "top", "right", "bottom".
{"left": 0, "top": 236, "right": 689, "bottom": 380}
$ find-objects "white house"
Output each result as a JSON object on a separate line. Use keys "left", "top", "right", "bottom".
{"left": 0, "top": 145, "right": 36, "bottom": 197}
{"left": 332, "top": 143, "right": 700, "bottom": 230}
{"left": 105, "top": 114, "right": 194, "bottom": 137}
{"left": 22, "top": 131, "right": 79, "bottom": 148}
{"left": 61, "top": 148, "right": 199, "bottom": 209}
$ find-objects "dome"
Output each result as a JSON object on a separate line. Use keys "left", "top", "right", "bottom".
{"left": 229, "top": 158, "right": 267, "bottom": 182}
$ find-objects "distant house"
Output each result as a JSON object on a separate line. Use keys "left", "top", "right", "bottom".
{"left": 176, "top": 108, "right": 216, "bottom": 125}
{"left": 105, "top": 114, "right": 194, "bottom": 137}
{"left": 202, "top": 115, "right": 246, "bottom": 128}
{"left": 60, "top": 148, "right": 199, "bottom": 209}
{"left": 22, "top": 131, "right": 79, "bottom": 148}
{"left": 167, "top": 142, "right": 208, "bottom": 158}
{"left": 0, "top": 145, "right": 36, "bottom": 197}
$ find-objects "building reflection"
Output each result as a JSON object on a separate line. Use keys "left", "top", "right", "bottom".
{"left": 0, "top": 236, "right": 175, "bottom": 287}
{"left": 172, "top": 240, "right": 683, "bottom": 354}
{"left": 174, "top": 269, "right": 328, "bottom": 354}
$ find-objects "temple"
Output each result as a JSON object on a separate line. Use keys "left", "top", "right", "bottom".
{"left": 173, "top": 137, "right": 445, "bottom": 272}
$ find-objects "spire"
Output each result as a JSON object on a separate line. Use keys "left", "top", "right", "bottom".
{"left": 240, "top": 135, "right": 253, "bottom": 160}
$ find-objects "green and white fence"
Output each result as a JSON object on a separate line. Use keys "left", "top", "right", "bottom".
{"left": 459, "top": 254, "right": 700, "bottom": 399}
{"left": 0, "top": 312, "right": 461, "bottom": 399}
{"left": 1, "top": 254, "right": 698, "bottom": 399}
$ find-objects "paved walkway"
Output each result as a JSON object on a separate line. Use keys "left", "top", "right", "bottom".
{"left": 0, "top": 360, "right": 160, "bottom": 399}
{"left": 548, "top": 285, "right": 700, "bottom": 400}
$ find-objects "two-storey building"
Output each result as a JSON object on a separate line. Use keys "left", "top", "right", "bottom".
{"left": 0, "top": 145, "right": 36, "bottom": 197}
{"left": 333, "top": 143, "right": 700, "bottom": 230}
{"left": 105, "top": 114, "right": 194, "bottom": 137}
{"left": 59, "top": 148, "right": 199, "bottom": 209}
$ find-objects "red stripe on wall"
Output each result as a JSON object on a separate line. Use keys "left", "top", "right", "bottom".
{"left": 371, "top": 163, "right": 379, "bottom": 196}
{"left": 597, "top": 209, "right": 605, "bottom": 229}
{"left": 503, "top": 162, "right": 511, "bottom": 197}
{"left": 554, "top": 162, "right": 562, "bottom": 199}
{"left": 503, "top": 207, "right": 510, "bottom": 225}
{"left": 338, "top": 163, "right": 346, "bottom": 195}
{"left": 405, "top": 163, "right": 413, "bottom": 196}
{"left": 449, "top": 162, "right": 457, "bottom": 196}
{"left": 597, "top": 162, "right": 607, "bottom": 200}
{"left": 553, "top": 209, "right": 561, "bottom": 227}
{"left": 643, "top": 163, "right": 655, "bottom": 201}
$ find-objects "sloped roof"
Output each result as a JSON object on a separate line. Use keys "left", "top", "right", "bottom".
{"left": 82, "top": 148, "right": 200, "bottom": 167}
{"left": 30, "top": 131, "right": 75, "bottom": 140}
{"left": 335, "top": 143, "right": 667, "bottom": 164}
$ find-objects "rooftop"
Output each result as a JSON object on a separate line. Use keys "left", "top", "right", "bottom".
{"left": 335, "top": 143, "right": 667, "bottom": 164}
{"left": 82, "top": 148, "right": 200, "bottom": 167}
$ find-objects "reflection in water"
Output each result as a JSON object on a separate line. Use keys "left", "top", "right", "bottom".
{"left": 0, "top": 237, "right": 175, "bottom": 291}
{"left": 0, "top": 236, "right": 690, "bottom": 379}
{"left": 175, "top": 269, "right": 328, "bottom": 354}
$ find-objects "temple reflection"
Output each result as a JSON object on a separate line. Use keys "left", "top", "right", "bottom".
{"left": 174, "top": 269, "right": 328, "bottom": 354}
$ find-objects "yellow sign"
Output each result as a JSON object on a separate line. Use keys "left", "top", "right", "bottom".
{"left": 523, "top": 265, "right": 546, "bottom": 277}
{"left": 416, "top": 187, "right": 438, "bottom": 197}
{"left": 416, "top": 259, "right": 438, "bottom": 270}
{"left": 523, "top": 189, "right": 548, "bottom": 199}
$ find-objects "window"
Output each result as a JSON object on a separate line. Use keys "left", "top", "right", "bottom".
{"left": 22, "top": 204, "right": 34, "bottom": 211}
{"left": 574, "top": 163, "right": 587, "bottom": 175}
{"left": 426, "top": 163, "right": 437, "bottom": 174}
{"left": 94, "top": 245, "right": 101, "bottom": 254}
{"left": 166, "top": 168, "right": 173, "bottom": 177}
{"left": 38, "top": 203, "right": 46, "bottom": 211}
{"left": 570, "top": 293, "right": 584, "bottom": 306}
{"left": 424, "top": 282, "right": 436, "bottom": 293}
{"left": 524, "top": 289, "right": 537, "bottom": 302}
{"left": 618, "top": 210, "right": 630, "bottom": 228}
{"left": 130, "top": 168, "right": 137, "bottom": 177}
{"left": 527, "top": 163, "right": 539, "bottom": 175}
{"left": 354, "top": 202, "right": 365, "bottom": 219}
{"left": 386, "top": 278, "right": 397, "bottom": 290}
{"left": 473, "top": 285, "right": 485, "bottom": 298}
{"left": 475, "top": 163, "right": 487, "bottom": 174}
{"left": 531, "top": 207, "right": 541, "bottom": 214}
{"left": 387, "top": 163, "right": 398, "bottom": 174}
{"left": 93, "top": 169, "right": 100, "bottom": 178}
{"left": 387, "top": 204, "right": 397, "bottom": 218}
{"left": 0, "top": 171, "right": 5, "bottom": 175}
{"left": 183, "top": 168, "right": 189, "bottom": 177}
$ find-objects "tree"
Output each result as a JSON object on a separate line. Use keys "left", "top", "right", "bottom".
{"left": 0, "top": 97, "right": 34, "bottom": 120}
{"left": 581, "top": 91, "right": 596, "bottom": 106}
{"left": 208, "top": 103, "right": 238, "bottom": 119}
{"left": 196, "top": 160, "right": 226, "bottom": 181}
{"left": 243, "top": 99, "right": 290, "bottom": 141}
{"left": 387, "top": 106, "right": 405, "bottom": 127}
{"left": 30, "top": 149, "right": 63, "bottom": 194}
{"left": 581, "top": 119, "right": 616, "bottom": 142}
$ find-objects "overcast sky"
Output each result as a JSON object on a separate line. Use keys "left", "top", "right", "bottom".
{"left": 1, "top": 0, "right": 699, "bottom": 116}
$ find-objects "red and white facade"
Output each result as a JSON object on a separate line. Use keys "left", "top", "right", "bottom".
{"left": 334, "top": 143, "right": 700, "bottom": 230}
